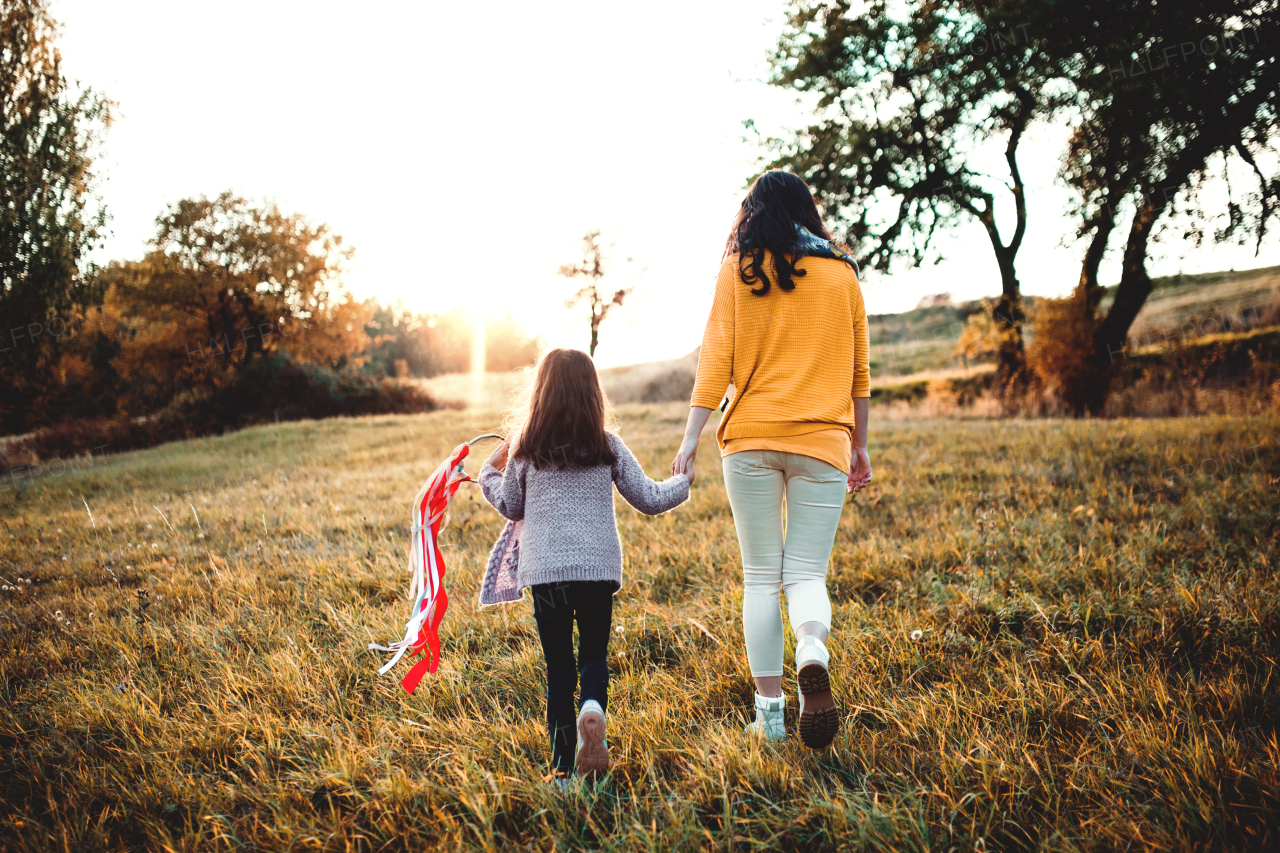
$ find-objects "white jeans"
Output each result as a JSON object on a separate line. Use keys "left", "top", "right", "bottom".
{"left": 722, "top": 449, "right": 847, "bottom": 677}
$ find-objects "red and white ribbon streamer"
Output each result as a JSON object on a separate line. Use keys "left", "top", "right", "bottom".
{"left": 369, "top": 433, "right": 502, "bottom": 694}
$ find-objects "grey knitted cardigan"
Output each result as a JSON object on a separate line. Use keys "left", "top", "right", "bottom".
{"left": 478, "top": 431, "right": 690, "bottom": 593}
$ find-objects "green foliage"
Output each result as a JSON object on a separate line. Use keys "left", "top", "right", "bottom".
{"left": 1001, "top": 0, "right": 1280, "bottom": 413}
{"left": 1030, "top": 0, "right": 1280, "bottom": 255}
{"left": 766, "top": 1, "right": 1053, "bottom": 277}
{"left": 0, "top": 0, "right": 111, "bottom": 322}
{"left": 0, "top": 195, "right": 540, "bottom": 438}
{"left": 0, "top": 194, "right": 385, "bottom": 437}
{"left": 765, "top": 0, "right": 1280, "bottom": 412}
{"left": 0, "top": 0, "right": 112, "bottom": 428}
{"left": 1, "top": 405, "right": 1277, "bottom": 850}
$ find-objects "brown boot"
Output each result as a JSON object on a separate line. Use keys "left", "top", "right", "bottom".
{"left": 796, "top": 636, "right": 839, "bottom": 749}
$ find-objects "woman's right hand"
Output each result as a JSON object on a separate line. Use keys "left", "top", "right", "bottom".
{"left": 848, "top": 445, "right": 872, "bottom": 493}
{"left": 672, "top": 437, "right": 699, "bottom": 485}
{"left": 673, "top": 406, "right": 713, "bottom": 486}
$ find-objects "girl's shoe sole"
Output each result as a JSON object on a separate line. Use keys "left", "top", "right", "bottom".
{"left": 798, "top": 663, "right": 839, "bottom": 749}
{"left": 575, "top": 712, "right": 609, "bottom": 779}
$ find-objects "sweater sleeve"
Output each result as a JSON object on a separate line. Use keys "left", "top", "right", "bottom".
{"left": 479, "top": 460, "right": 526, "bottom": 521}
{"left": 689, "top": 261, "right": 737, "bottom": 409}
{"left": 851, "top": 274, "right": 870, "bottom": 399}
{"left": 609, "top": 433, "right": 690, "bottom": 515}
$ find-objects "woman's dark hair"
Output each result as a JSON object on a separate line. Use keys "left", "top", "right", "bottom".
{"left": 724, "top": 170, "right": 849, "bottom": 296}
{"left": 509, "top": 348, "right": 617, "bottom": 469}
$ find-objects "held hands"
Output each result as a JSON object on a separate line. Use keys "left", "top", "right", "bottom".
{"left": 671, "top": 437, "right": 699, "bottom": 486}
{"left": 486, "top": 440, "right": 510, "bottom": 472}
{"left": 848, "top": 445, "right": 872, "bottom": 494}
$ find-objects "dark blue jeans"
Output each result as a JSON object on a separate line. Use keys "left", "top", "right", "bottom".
{"left": 530, "top": 580, "right": 615, "bottom": 776}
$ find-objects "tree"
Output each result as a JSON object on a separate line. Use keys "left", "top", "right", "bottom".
{"left": 766, "top": 0, "right": 1066, "bottom": 397}
{"left": 19, "top": 195, "right": 370, "bottom": 424}
{"left": 0, "top": 0, "right": 112, "bottom": 431}
{"left": 1010, "top": 0, "right": 1280, "bottom": 414}
{"left": 116, "top": 192, "right": 368, "bottom": 382}
{"left": 560, "top": 230, "right": 634, "bottom": 359}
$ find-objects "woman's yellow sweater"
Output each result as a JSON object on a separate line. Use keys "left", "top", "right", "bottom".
{"left": 689, "top": 252, "right": 870, "bottom": 474}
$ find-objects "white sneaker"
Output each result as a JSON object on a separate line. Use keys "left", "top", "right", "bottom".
{"left": 743, "top": 692, "right": 786, "bottom": 741}
{"left": 574, "top": 699, "right": 609, "bottom": 779}
{"left": 796, "top": 636, "right": 839, "bottom": 749}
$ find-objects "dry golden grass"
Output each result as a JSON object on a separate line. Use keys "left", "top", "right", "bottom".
{"left": 2, "top": 405, "right": 1278, "bottom": 851}
{"left": 413, "top": 371, "right": 524, "bottom": 411}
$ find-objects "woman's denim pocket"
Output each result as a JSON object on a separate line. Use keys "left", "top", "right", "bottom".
{"left": 797, "top": 453, "right": 847, "bottom": 484}
{"left": 725, "top": 450, "right": 766, "bottom": 475}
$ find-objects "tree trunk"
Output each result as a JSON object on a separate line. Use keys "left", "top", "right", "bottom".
{"left": 1075, "top": 186, "right": 1174, "bottom": 415}
{"left": 992, "top": 100, "right": 1032, "bottom": 409}
{"left": 1078, "top": 207, "right": 1116, "bottom": 311}
{"left": 991, "top": 246, "right": 1029, "bottom": 408}
{"left": 1097, "top": 198, "right": 1164, "bottom": 350}
{"left": 1056, "top": 208, "right": 1116, "bottom": 416}
{"left": 589, "top": 326, "right": 598, "bottom": 358}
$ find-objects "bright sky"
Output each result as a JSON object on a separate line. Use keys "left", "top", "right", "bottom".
{"left": 54, "top": 0, "right": 1280, "bottom": 368}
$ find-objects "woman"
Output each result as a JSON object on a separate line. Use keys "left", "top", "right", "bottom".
{"left": 672, "top": 170, "right": 872, "bottom": 750}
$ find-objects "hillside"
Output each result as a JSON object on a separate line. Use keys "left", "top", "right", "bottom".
{"left": 418, "top": 264, "right": 1280, "bottom": 412}
{"left": 870, "top": 264, "right": 1280, "bottom": 378}
{"left": 1121, "top": 264, "right": 1280, "bottom": 342}
{"left": 416, "top": 351, "right": 700, "bottom": 412}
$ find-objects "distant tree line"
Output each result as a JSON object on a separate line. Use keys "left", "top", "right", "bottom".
{"left": 0, "top": 1, "right": 538, "bottom": 444}
{"left": 1, "top": 190, "right": 540, "bottom": 437}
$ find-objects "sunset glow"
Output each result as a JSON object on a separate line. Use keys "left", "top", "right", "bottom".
{"left": 469, "top": 312, "right": 486, "bottom": 409}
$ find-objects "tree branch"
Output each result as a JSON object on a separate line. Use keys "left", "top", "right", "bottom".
{"left": 1004, "top": 85, "right": 1034, "bottom": 257}
{"left": 1234, "top": 141, "right": 1276, "bottom": 256}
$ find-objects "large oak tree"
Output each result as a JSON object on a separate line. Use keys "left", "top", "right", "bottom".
{"left": 103, "top": 193, "right": 370, "bottom": 411}
{"left": 766, "top": 0, "right": 1066, "bottom": 395}
{"left": 767, "top": 0, "right": 1279, "bottom": 414}
{"left": 1011, "top": 0, "right": 1280, "bottom": 413}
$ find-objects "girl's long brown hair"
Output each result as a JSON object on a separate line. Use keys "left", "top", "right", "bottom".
{"left": 507, "top": 348, "right": 617, "bottom": 469}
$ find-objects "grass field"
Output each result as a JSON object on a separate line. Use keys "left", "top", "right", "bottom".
{"left": 2, "top": 405, "right": 1279, "bottom": 851}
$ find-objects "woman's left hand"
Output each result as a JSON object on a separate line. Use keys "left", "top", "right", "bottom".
{"left": 848, "top": 445, "right": 872, "bottom": 493}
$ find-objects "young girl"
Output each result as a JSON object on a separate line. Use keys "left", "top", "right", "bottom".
{"left": 479, "top": 348, "right": 690, "bottom": 782}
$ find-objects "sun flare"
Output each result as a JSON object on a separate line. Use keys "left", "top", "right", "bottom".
{"left": 469, "top": 310, "right": 487, "bottom": 408}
